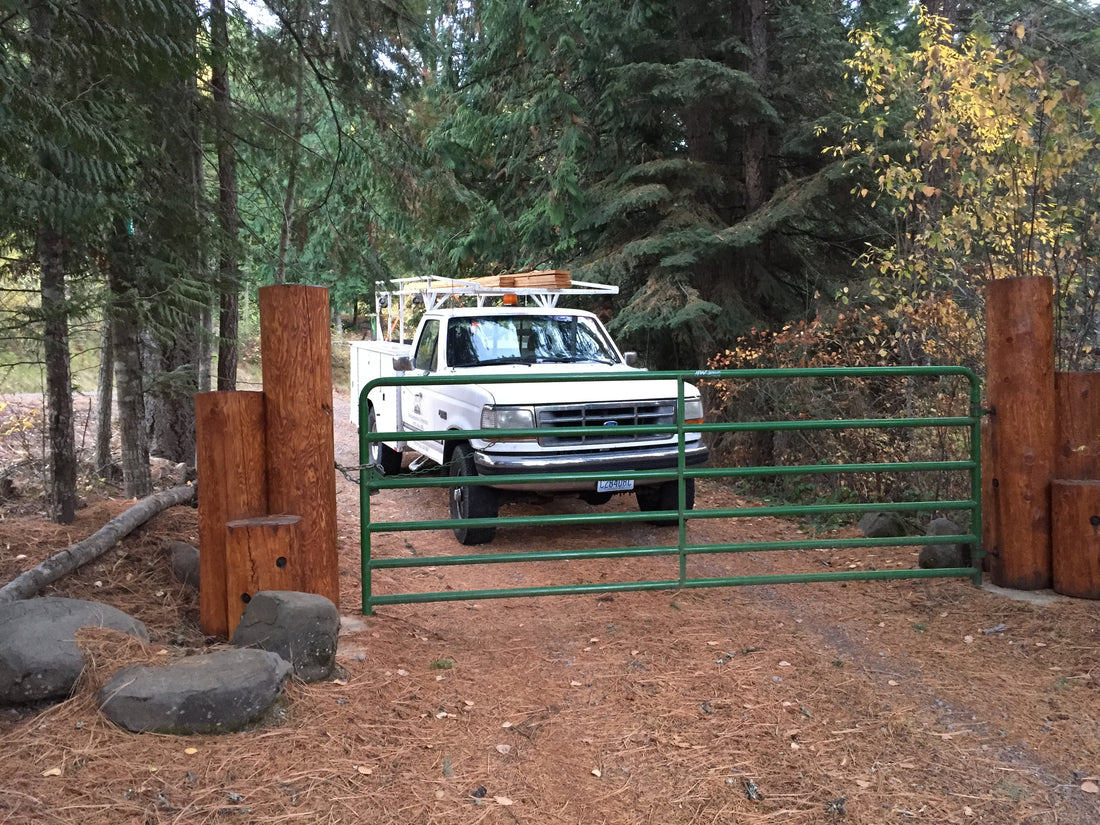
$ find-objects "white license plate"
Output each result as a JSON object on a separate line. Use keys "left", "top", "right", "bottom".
{"left": 597, "top": 479, "right": 634, "bottom": 493}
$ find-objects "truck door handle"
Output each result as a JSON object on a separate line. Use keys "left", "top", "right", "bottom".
{"left": 438, "top": 410, "right": 448, "bottom": 420}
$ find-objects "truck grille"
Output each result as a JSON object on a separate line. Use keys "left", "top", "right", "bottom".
{"left": 535, "top": 401, "right": 677, "bottom": 446}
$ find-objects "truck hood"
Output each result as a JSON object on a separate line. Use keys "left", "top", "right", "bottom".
{"left": 449, "top": 363, "right": 701, "bottom": 406}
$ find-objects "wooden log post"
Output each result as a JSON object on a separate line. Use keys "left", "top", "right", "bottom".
{"left": 1051, "top": 480, "right": 1100, "bottom": 599}
{"left": 195, "top": 391, "right": 268, "bottom": 636}
{"left": 225, "top": 515, "right": 303, "bottom": 631}
{"left": 1054, "top": 372, "right": 1100, "bottom": 479}
{"left": 1052, "top": 373, "right": 1100, "bottom": 599}
{"left": 258, "top": 285, "right": 339, "bottom": 609}
{"left": 984, "top": 277, "right": 1056, "bottom": 590}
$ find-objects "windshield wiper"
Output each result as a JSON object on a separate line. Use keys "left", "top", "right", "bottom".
{"left": 474, "top": 357, "right": 528, "bottom": 366}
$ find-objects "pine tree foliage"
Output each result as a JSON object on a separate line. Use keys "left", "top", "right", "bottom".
{"left": 420, "top": 0, "right": 876, "bottom": 366}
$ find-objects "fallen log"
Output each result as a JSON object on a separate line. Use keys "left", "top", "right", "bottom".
{"left": 0, "top": 484, "right": 196, "bottom": 603}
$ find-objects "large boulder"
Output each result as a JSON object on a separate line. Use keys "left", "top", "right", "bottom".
{"left": 231, "top": 591, "right": 339, "bottom": 682}
{"left": 168, "top": 540, "right": 200, "bottom": 589}
{"left": 918, "top": 517, "right": 973, "bottom": 569}
{"left": 857, "top": 511, "right": 906, "bottom": 539}
{"left": 98, "top": 649, "right": 292, "bottom": 734}
{"left": 0, "top": 597, "right": 148, "bottom": 705}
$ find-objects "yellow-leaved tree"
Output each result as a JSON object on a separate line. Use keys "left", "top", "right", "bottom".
{"left": 829, "top": 9, "right": 1099, "bottom": 369}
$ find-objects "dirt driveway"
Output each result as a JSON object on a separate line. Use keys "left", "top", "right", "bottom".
{"left": 0, "top": 390, "right": 1098, "bottom": 824}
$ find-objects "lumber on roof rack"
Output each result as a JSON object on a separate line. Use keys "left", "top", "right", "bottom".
{"left": 474, "top": 270, "right": 571, "bottom": 289}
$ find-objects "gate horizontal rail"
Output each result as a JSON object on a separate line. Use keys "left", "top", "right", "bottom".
{"left": 359, "top": 366, "right": 983, "bottom": 613}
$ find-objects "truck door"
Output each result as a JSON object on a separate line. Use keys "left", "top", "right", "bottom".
{"left": 403, "top": 318, "right": 445, "bottom": 463}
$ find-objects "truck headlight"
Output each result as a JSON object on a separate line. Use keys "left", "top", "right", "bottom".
{"left": 684, "top": 398, "right": 704, "bottom": 424}
{"left": 481, "top": 406, "right": 536, "bottom": 440}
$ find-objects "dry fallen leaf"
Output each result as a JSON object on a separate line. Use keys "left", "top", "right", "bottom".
{"left": 856, "top": 779, "right": 871, "bottom": 788}
{"left": 494, "top": 796, "right": 514, "bottom": 806}
{"left": 41, "top": 768, "right": 62, "bottom": 777}
{"left": 356, "top": 766, "right": 372, "bottom": 775}
{"left": 495, "top": 744, "right": 512, "bottom": 755}
{"left": 184, "top": 747, "right": 198, "bottom": 755}
{"left": 1081, "top": 781, "right": 1099, "bottom": 794}
{"left": 591, "top": 768, "right": 602, "bottom": 777}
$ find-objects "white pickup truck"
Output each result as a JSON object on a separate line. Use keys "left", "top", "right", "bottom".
{"left": 350, "top": 275, "right": 708, "bottom": 544}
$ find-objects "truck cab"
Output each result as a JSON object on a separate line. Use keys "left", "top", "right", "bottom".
{"left": 351, "top": 274, "right": 708, "bottom": 544}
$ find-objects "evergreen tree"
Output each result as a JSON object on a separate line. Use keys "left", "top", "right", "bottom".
{"left": 422, "top": 0, "right": 875, "bottom": 367}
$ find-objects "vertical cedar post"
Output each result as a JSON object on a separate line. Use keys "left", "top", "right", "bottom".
{"left": 1054, "top": 372, "right": 1100, "bottom": 480}
{"left": 984, "top": 277, "right": 1056, "bottom": 590}
{"left": 258, "top": 285, "right": 339, "bottom": 609}
{"left": 195, "top": 391, "right": 268, "bottom": 636}
{"left": 1051, "top": 480, "right": 1100, "bottom": 599}
{"left": 1052, "top": 373, "right": 1100, "bottom": 598}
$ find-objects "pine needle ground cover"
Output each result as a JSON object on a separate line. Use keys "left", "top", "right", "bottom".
{"left": 0, "top": 394, "right": 1097, "bottom": 825}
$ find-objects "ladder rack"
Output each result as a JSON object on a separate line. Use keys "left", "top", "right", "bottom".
{"left": 373, "top": 272, "right": 618, "bottom": 342}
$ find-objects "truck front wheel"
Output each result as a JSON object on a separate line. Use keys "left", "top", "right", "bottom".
{"left": 368, "top": 407, "right": 404, "bottom": 475}
{"left": 449, "top": 444, "right": 498, "bottom": 545}
{"left": 635, "top": 478, "right": 695, "bottom": 526}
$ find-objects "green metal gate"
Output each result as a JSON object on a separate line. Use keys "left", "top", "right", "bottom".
{"left": 358, "top": 366, "right": 983, "bottom": 614}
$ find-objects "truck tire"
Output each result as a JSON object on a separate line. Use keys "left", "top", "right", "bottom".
{"left": 635, "top": 478, "right": 695, "bottom": 526}
{"left": 368, "top": 407, "right": 403, "bottom": 475}
{"left": 449, "top": 443, "right": 498, "bottom": 545}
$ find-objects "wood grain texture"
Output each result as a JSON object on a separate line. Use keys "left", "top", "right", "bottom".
{"left": 1051, "top": 480, "right": 1100, "bottom": 599}
{"left": 984, "top": 277, "right": 1055, "bottom": 590}
{"left": 225, "top": 514, "right": 303, "bottom": 632}
{"left": 258, "top": 285, "right": 339, "bottom": 608}
{"left": 1055, "top": 372, "right": 1100, "bottom": 480}
{"left": 195, "top": 391, "right": 267, "bottom": 636}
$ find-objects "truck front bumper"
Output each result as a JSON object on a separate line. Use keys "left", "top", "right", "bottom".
{"left": 472, "top": 443, "right": 709, "bottom": 492}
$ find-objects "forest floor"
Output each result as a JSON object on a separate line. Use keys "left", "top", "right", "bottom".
{"left": 0, "top": 390, "right": 1098, "bottom": 824}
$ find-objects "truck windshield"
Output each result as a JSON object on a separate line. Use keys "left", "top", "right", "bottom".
{"left": 446, "top": 315, "right": 619, "bottom": 368}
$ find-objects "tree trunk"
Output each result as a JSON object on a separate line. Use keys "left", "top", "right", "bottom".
{"left": 29, "top": 0, "right": 76, "bottom": 524}
{"left": 0, "top": 485, "right": 196, "bottom": 602}
{"left": 735, "top": 0, "right": 768, "bottom": 214}
{"left": 276, "top": 43, "right": 306, "bottom": 286}
{"left": 95, "top": 309, "right": 115, "bottom": 480}
{"left": 212, "top": 0, "right": 240, "bottom": 391}
{"left": 145, "top": 0, "right": 203, "bottom": 464}
{"left": 106, "top": 224, "right": 152, "bottom": 499}
{"left": 38, "top": 225, "right": 78, "bottom": 524}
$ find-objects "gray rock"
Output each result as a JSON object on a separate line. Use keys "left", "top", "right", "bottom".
{"left": 231, "top": 591, "right": 339, "bottom": 682}
{"left": 98, "top": 649, "right": 292, "bottom": 734}
{"left": 168, "top": 540, "right": 200, "bottom": 589}
{"left": 919, "top": 517, "right": 972, "bottom": 569}
{"left": 857, "top": 511, "right": 905, "bottom": 539}
{"left": 0, "top": 597, "right": 149, "bottom": 705}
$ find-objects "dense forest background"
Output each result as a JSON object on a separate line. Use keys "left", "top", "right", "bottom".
{"left": 2, "top": 0, "right": 1099, "bottom": 522}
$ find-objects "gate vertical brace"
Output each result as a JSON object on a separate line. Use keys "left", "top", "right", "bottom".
{"left": 969, "top": 372, "right": 984, "bottom": 587}
{"left": 360, "top": 388, "right": 374, "bottom": 615}
{"left": 678, "top": 376, "right": 688, "bottom": 588}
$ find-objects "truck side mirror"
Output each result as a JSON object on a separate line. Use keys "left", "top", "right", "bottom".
{"left": 392, "top": 355, "right": 413, "bottom": 371}
{"left": 623, "top": 351, "right": 641, "bottom": 368}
